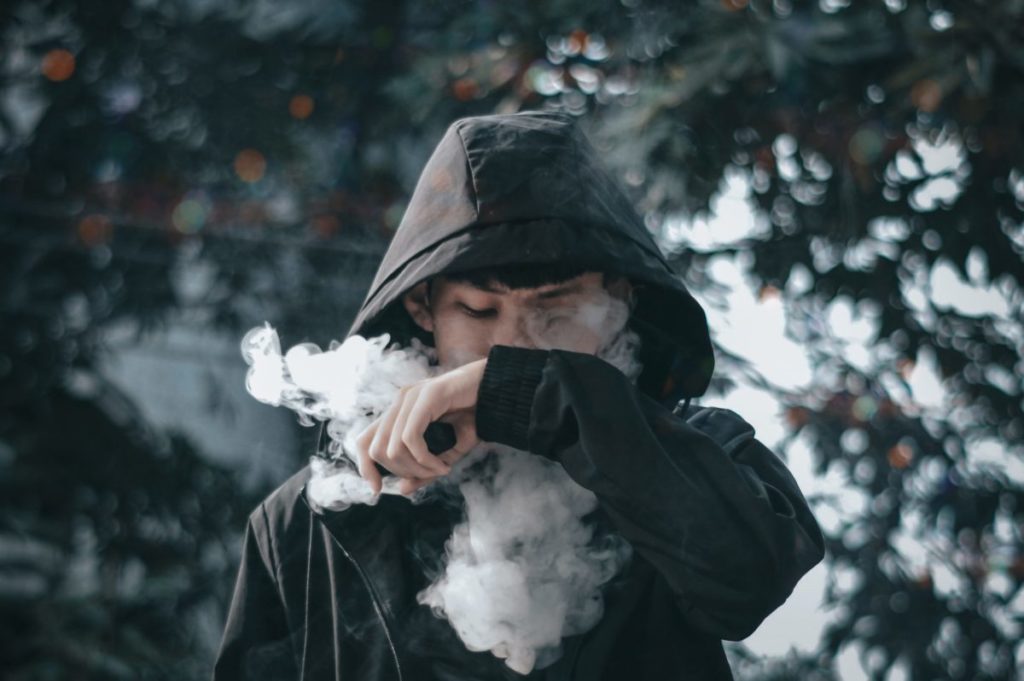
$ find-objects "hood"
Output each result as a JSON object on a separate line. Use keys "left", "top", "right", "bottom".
{"left": 346, "top": 110, "right": 714, "bottom": 402}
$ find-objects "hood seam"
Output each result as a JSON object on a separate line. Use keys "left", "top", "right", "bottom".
{"left": 453, "top": 120, "right": 481, "bottom": 222}
{"left": 355, "top": 221, "right": 483, "bottom": 314}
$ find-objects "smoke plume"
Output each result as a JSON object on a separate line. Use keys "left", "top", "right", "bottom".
{"left": 240, "top": 285, "right": 641, "bottom": 673}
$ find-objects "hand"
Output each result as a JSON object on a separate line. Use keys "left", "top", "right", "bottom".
{"left": 354, "top": 358, "right": 486, "bottom": 496}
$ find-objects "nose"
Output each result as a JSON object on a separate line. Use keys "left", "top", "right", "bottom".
{"left": 489, "top": 312, "right": 535, "bottom": 349}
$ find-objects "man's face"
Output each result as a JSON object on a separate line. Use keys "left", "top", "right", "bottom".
{"left": 402, "top": 271, "right": 633, "bottom": 369}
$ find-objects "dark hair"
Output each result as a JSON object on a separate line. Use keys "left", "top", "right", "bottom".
{"left": 427, "top": 262, "right": 614, "bottom": 299}
{"left": 385, "top": 262, "right": 634, "bottom": 353}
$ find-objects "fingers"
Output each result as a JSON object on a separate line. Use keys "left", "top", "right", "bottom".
{"left": 436, "top": 411, "right": 479, "bottom": 464}
{"left": 367, "top": 397, "right": 405, "bottom": 474}
{"left": 402, "top": 386, "right": 451, "bottom": 476}
{"left": 387, "top": 391, "right": 447, "bottom": 479}
{"left": 400, "top": 414, "right": 480, "bottom": 494}
{"left": 355, "top": 420, "right": 382, "bottom": 495}
{"left": 397, "top": 476, "right": 435, "bottom": 496}
{"left": 353, "top": 367, "right": 486, "bottom": 495}
{"left": 356, "top": 386, "right": 450, "bottom": 487}
{"left": 369, "top": 396, "right": 433, "bottom": 479}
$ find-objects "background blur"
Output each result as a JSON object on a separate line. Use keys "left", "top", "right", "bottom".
{"left": 1, "top": 0, "right": 1022, "bottom": 679}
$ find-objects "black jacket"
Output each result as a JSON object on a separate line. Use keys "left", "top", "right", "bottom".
{"left": 213, "top": 110, "right": 825, "bottom": 681}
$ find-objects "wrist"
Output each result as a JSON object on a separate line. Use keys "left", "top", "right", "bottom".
{"left": 475, "top": 345, "right": 549, "bottom": 450}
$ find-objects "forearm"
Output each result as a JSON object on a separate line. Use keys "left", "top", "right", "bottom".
{"left": 475, "top": 344, "right": 825, "bottom": 639}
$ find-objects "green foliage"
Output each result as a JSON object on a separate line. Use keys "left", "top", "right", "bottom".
{"left": 1, "top": 0, "right": 1021, "bottom": 678}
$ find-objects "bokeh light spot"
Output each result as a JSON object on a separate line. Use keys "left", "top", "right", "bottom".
{"left": 785, "top": 406, "right": 810, "bottom": 429}
{"left": 42, "top": 49, "right": 76, "bottom": 82}
{"left": 384, "top": 202, "right": 405, "bottom": 230}
{"left": 172, "top": 194, "right": 211, "bottom": 233}
{"left": 852, "top": 394, "right": 878, "bottom": 421}
{"left": 911, "top": 79, "right": 943, "bottom": 112}
{"left": 234, "top": 149, "right": 266, "bottom": 183}
{"left": 289, "top": 94, "right": 315, "bottom": 119}
{"left": 452, "top": 77, "right": 479, "bottom": 101}
{"left": 849, "top": 126, "right": 884, "bottom": 165}
{"left": 567, "top": 30, "right": 588, "bottom": 54}
{"left": 887, "top": 443, "right": 914, "bottom": 469}
{"left": 77, "top": 214, "right": 112, "bottom": 246}
{"left": 311, "top": 214, "right": 340, "bottom": 238}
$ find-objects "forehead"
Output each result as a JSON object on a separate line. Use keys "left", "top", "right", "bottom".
{"left": 435, "top": 271, "right": 604, "bottom": 302}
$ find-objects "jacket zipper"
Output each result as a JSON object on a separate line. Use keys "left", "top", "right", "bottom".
{"left": 325, "top": 529, "right": 405, "bottom": 681}
{"left": 301, "top": 480, "right": 404, "bottom": 680}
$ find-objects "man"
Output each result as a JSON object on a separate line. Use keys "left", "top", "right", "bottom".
{"left": 213, "top": 110, "right": 825, "bottom": 680}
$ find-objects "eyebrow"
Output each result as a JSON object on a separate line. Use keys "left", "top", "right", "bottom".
{"left": 536, "top": 282, "right": 581, "bottom": 299}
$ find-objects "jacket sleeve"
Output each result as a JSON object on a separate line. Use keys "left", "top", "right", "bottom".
{"left": 213, "top": 505, "right": 298, "bottom": 681}
{"left": 475, "top": 344, "right": 826, "bottom": 641}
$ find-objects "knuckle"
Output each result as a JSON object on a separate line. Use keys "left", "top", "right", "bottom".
{"left": 402, "top": 430, "right": 422, "bottom": 453}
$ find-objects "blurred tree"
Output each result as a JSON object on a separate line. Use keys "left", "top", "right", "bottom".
{"left": 0, "top": 1, "right": 389, "bottom": 678}
{"left": 1, "top": 0, "right": 1021, "bottom": 679}
{"left": 571, "top": 3, "right": 1024, "bottom": 679}
{"left": 596, "top": 2, "right": 1022, "bottom": 679}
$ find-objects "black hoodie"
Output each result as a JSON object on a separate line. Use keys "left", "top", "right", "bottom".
{"left": 213, "top": 110, "right": 825, "bottom": 681}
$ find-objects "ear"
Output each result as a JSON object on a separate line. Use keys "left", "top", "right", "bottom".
{"left": 402, "top": 280, "right": 435, "bottom": 333}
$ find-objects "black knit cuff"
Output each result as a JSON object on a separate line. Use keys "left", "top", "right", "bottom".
{"left": 475, "top": 345, "right": 550, "bottom": 451}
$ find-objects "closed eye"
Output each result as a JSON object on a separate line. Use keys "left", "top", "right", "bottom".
{"left": 458, "top": 303, "right": 497, "bottom": 318}
{"left": 544, "top": 314, "right": 573, "bottom": 328}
